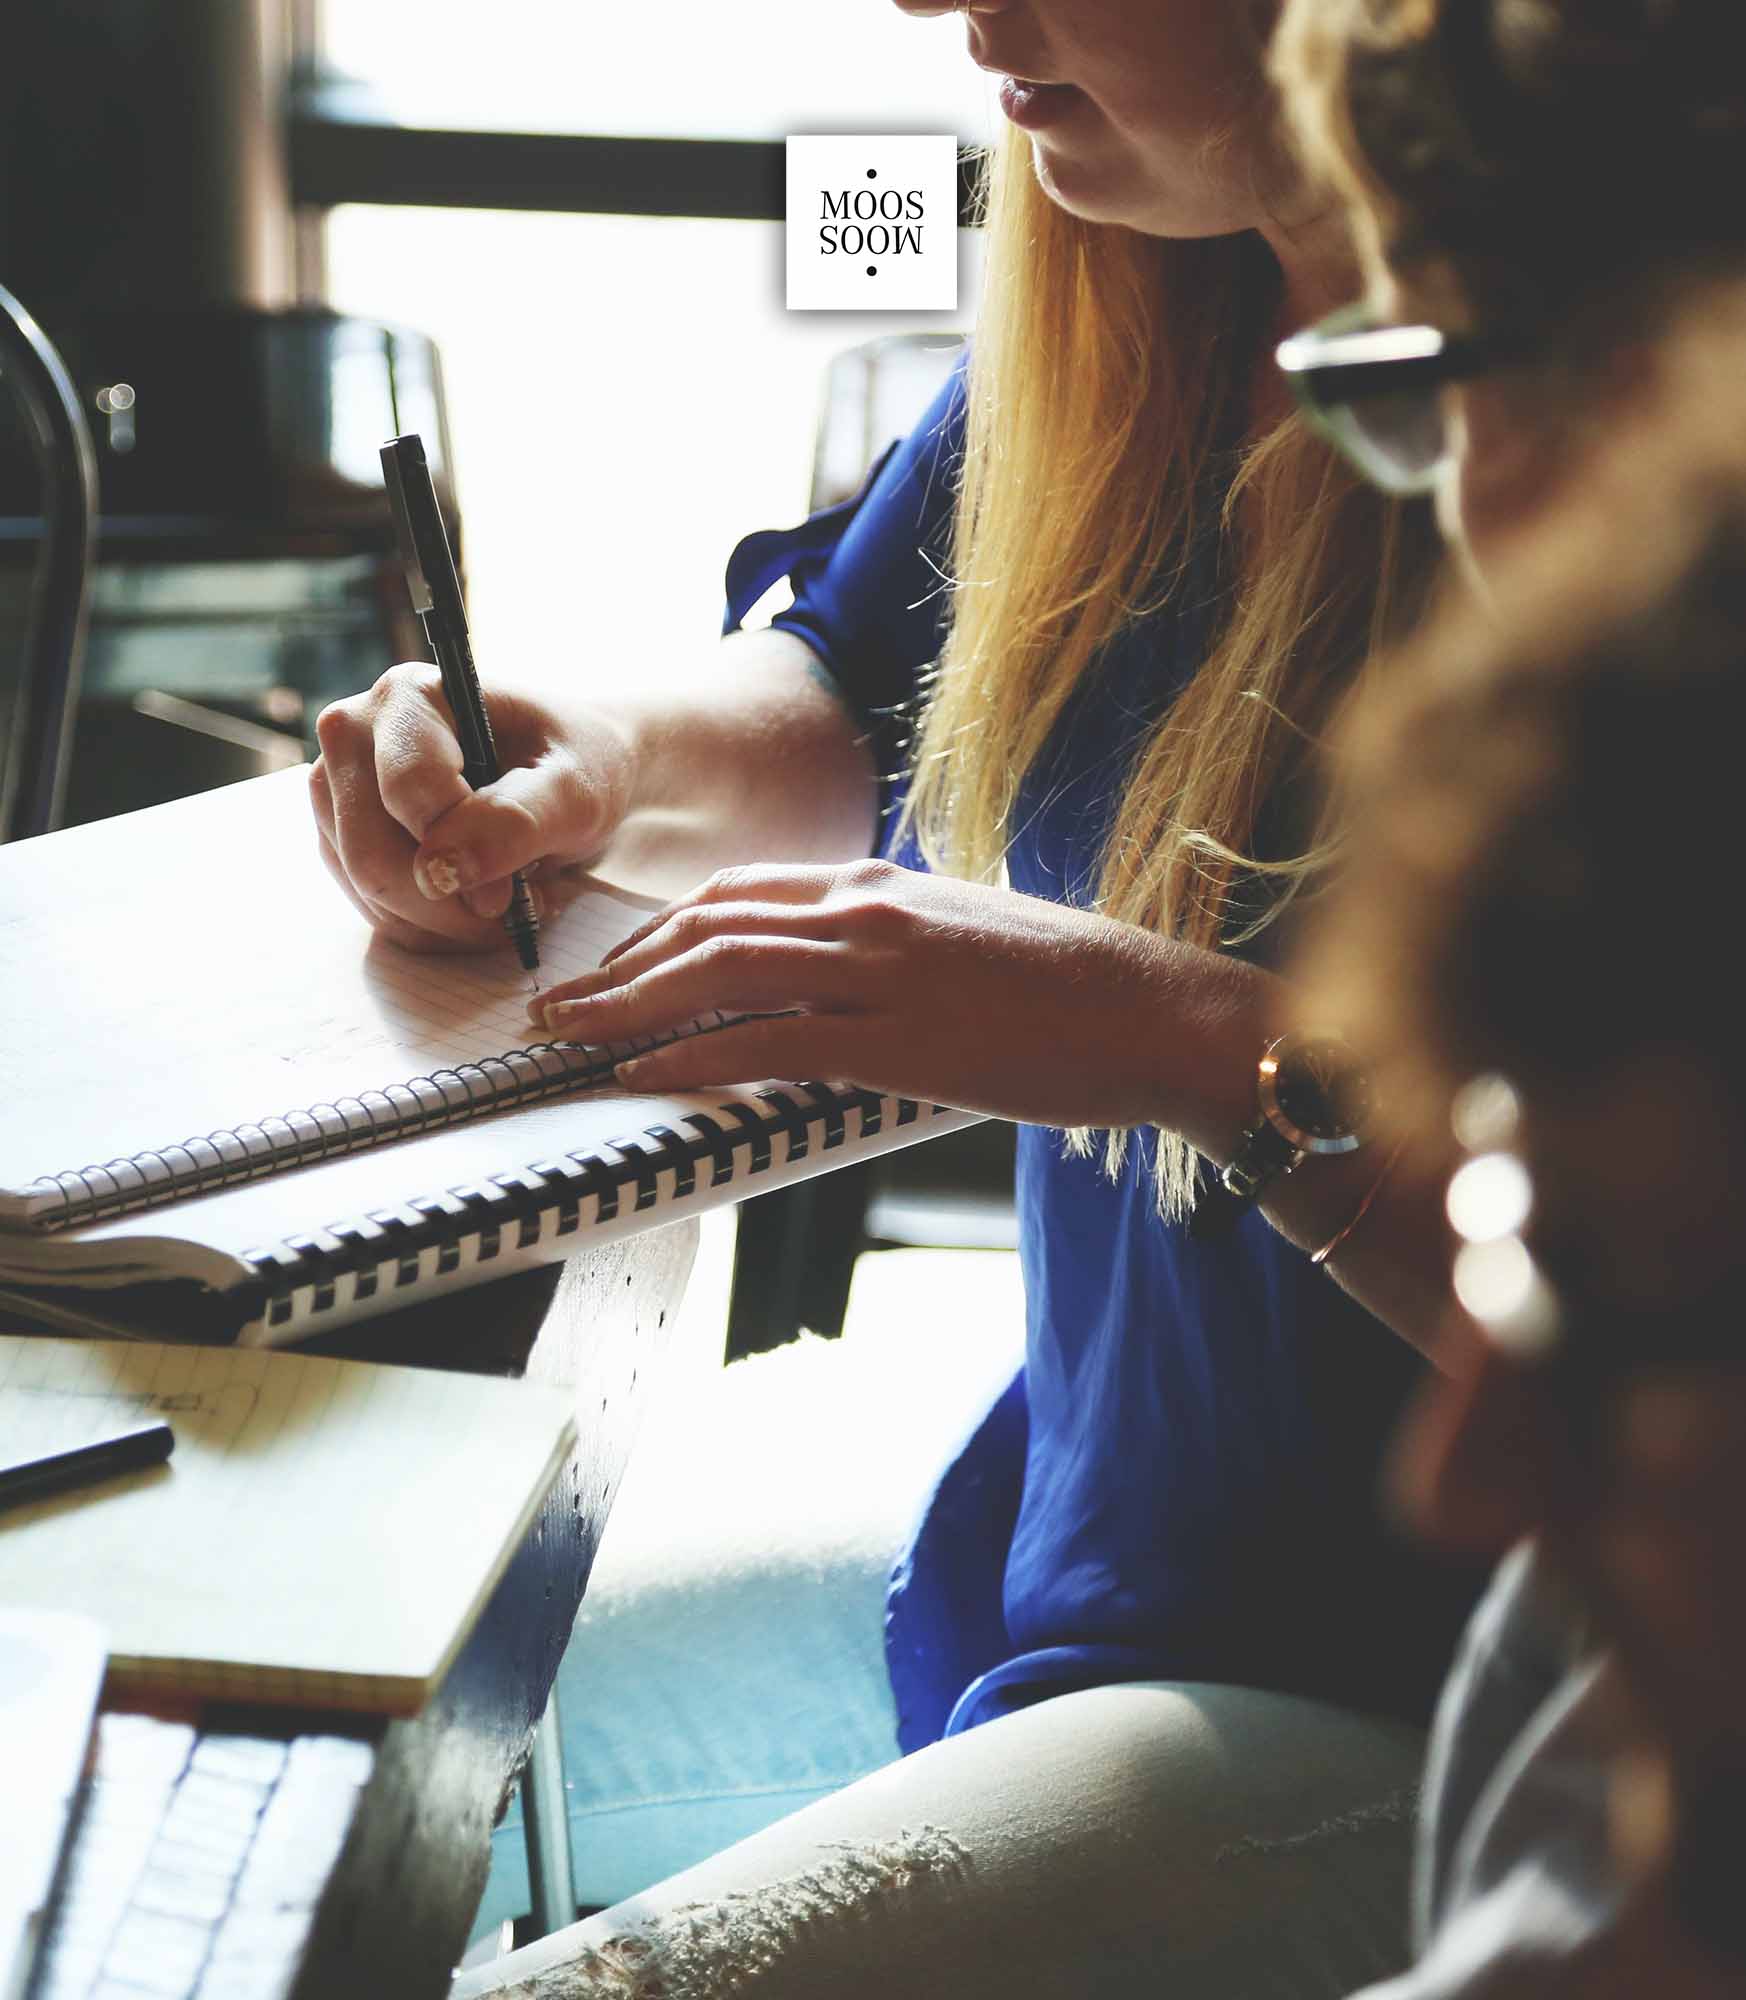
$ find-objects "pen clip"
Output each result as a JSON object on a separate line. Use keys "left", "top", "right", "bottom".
{"left": 380, "top": 433, "right": 464, "bottom": 632}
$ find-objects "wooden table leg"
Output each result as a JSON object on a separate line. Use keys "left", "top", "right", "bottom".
{"left": 289, "top": 1220, "right": 697, "bottom": 1999}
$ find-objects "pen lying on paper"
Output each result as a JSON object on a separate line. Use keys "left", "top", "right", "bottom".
{"left": 380, "top": 431, "right": 542, "bottom": 978}
{"left": 0, "top": 1418, "right": 174, "bottom": 1512}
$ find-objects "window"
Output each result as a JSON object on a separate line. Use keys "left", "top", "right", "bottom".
{"left": 312, "top": 1, "right": 989, "bottom": 675}
{"left": 320, "top": 0, "right": 992, "bottom": 144}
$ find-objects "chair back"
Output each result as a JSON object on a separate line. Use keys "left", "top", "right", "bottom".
{"left": 0, "top": 283, "right": 98, "bottom": 842}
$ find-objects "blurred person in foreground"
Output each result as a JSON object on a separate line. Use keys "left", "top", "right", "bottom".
{"left": 1273, "top": 0, "right": 1746, "bottom": 566}
{"left": 1297, "top": 295, "right": 1746, "bottom": 1996}
{"left": 1268, "top": 5, "right": 1746, "bottom": 1989}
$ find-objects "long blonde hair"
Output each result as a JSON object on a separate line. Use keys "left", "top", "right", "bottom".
{"left": 899, "top": 131, "right": 1426, "bottom": 1217}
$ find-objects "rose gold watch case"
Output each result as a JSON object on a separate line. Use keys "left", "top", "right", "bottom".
{"left": 1256, "top": 1032, "right": 1370, "bottom": 1158}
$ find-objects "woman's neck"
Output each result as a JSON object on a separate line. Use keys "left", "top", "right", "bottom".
{"left": 1243, "top": 199, "right": 1357, "bottom": 436}
{"left": 1258, "top": 198, "right": 1357, "bottom": 331}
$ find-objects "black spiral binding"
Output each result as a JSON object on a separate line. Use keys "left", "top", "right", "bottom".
{"left": 29, "top": 1042, "right": 614, "bottom": 1231}
{"left": 240, "top": 1082, "right": 943, "bottom": 1332}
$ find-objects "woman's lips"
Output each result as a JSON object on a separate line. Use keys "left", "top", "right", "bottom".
{"left": 996, "top": 75, "right": 1084, "bottom": 131}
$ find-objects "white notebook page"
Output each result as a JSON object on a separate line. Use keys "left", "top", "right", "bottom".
{"left": 0, "top": 769, "right": 663, "bottom": 1198}
{"left": 0, "top": 1335, "right": 576, "bottom": 1711}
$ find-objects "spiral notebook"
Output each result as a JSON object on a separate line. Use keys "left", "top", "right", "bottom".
{"left": 0, "top": 770, "right": 975, "bottom": 1346}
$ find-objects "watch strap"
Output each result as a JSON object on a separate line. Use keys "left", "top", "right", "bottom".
{"left": 1188, "top": 1121, "right": 1302, "bottom": 1241}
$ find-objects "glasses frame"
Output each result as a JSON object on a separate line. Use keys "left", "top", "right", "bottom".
{"left": 1447, "top": 1099, "right": 1746, "bottom": 1396}
{"left": 1276, "top": 306, "right": 1522, "bottom": 497}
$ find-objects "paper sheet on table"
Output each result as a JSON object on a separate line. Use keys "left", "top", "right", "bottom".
{"left": 0, "top": 767, "right": 662, "bottom": 1202}
{"left": 0, "top": 1335, "right": 575, "bottom": 1713}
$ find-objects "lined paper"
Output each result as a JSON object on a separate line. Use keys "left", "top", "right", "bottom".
{"left": 0, "top": 769, "right": 664, "bottom": 1201}
{"left": 0, "top": 1335, "right": 576, "bottom": 1712}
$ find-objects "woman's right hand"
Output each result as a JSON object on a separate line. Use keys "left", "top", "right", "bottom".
{"left": 308, "top": 662, "right": 636, "bottom": 953}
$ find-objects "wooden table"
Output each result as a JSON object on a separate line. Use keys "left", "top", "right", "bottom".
{"left": 27, "top": 1220, "right": 698, "bottom": 2000}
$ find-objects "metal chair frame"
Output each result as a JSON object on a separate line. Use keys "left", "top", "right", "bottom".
{"left": 0, "top": 282, "right": 99, "bottom": 843}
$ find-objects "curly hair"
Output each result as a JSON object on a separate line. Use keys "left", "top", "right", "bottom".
{"left": 1299, "top": 291, "right": 1746, "bottom": 1129}
{"left": 1274, "top": 0, "right": 1746, "bottom": 334}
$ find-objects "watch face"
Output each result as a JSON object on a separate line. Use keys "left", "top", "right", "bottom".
{"left": 1260, "top": 1035, "right": 1372, "bottom": 1154}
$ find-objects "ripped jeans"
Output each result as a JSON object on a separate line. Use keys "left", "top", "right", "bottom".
{"left": 452, "top": 1681, "right": 1424, "bottom": 2000}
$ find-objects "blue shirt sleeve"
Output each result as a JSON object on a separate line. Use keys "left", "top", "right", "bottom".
{"left": 723, "top": 357, "right": 967, "bottom": 806}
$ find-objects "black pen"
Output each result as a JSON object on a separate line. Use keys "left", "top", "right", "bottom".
{"left": 0, "top": 1418, "right": 174, "bottom": 1512}
{"left": 380, "top": 433, "right": 541, "bottom": 975}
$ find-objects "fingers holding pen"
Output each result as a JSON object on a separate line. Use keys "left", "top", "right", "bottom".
{"left": 311, "top": 812, "right": 488, "bottom": 956}
{"left": 365, "top": 663, "right": 474, "bottom": 843}
{"left": 311, "top": 676, "right": 502, "bottom": 945}
{"left": 409, "top": 757, "right": 612, "bottom": 915}
{"left": 310, "top": 622, "right": 673, "bottom": 965}
{"left": 356, "top": 671, "right": 531, "bottom": 922}
{"left": 315, "top": 665, "right": 628, "bottom": 943}
{"left": 312, "top": 739, "right": 503, "bottom": 948}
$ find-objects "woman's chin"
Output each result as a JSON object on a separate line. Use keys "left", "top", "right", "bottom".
{"left": 1028, "top": 136, "right": 1250, "bottom": 240}
{"left": 1027, "top": 139, "right": 1122, "bottom": 222}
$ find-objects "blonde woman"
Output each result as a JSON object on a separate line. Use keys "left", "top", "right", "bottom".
{"left": 319, "top": 3, "right": 1470, "bottom": 1991}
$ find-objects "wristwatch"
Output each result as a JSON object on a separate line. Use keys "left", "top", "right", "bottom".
{"left": 1189, "top": 1031, "right": 1373, "bottom": 1239}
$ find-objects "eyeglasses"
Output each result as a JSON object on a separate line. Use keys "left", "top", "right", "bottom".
{"left": 1443, "top": 1080, "right": 1562, "bottom": 1366}
{"left": 1445, "top": 1074, "right": 1746, "bottom": 1393}
{"left": 1275, "top": 305, "right": 1521, "bottom": 498}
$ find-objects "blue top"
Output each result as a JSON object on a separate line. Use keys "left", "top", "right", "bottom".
{"left": 725, "top": 362, "right": 1476, "bottom": 1750}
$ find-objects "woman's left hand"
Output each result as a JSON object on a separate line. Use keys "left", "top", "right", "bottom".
{"left": 529, "top": 859, "right": 1266, "bottom": 1128}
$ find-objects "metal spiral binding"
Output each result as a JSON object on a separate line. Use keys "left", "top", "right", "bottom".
{"left": 242, "top": 1082, "right": 938, "bottom": 1331}
{"left": 30, "top": 1042, "right": 613, "bottom": 1231}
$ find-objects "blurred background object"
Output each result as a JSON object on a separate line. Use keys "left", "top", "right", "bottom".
{"left": 0, "top": 304, "right": 454, "bottom": 826}
{"left": 0, "top": 283, "right": 98, "bottom": 842}
{"left": 0, "top": 2, "right": 460, "bottom": 828}
{"left": 0, "top": 0, "right": 986, "bottom": 832}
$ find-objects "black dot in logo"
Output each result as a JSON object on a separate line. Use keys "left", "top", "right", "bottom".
{"left": 866, "top": 265, "right": 877, "bottom": 277}
{"left": 867, "top": 168, "right": 877, "bottom": 179}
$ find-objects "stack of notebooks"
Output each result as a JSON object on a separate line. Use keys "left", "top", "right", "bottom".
{"left": 0, "top": 1335, "right": 577, "bottom": 1715}
{"left": 0, "top": 769, "right": 976, "bottom": 1345}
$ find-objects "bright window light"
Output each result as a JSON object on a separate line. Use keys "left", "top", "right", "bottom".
{"left": 320, "top": 0, "right": 994, "bottom": 144}
{"left": 326, "top": 208, "right": 978, "bottom": 689}
{"left": 320, "top": 2, "right": 988, "bottom": 695}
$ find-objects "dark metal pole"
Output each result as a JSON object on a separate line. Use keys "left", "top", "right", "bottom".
{"left": 0, "top": 285, "right": 99, "bottom": 841}
{"left": 0, "top": 0, "right": 294, "bottom": 318}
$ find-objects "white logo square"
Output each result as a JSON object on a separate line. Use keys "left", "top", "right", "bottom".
{"left": 786, "top": 135, "right": 959, "bottom": 313}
